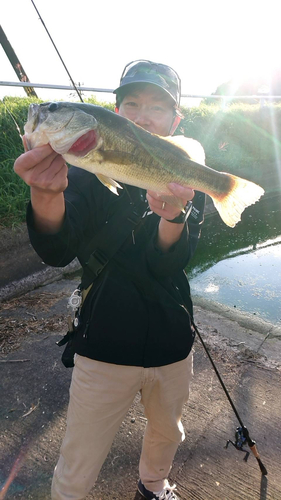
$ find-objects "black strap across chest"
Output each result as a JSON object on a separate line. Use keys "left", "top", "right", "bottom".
{"left": 79, "top": 187, "right": 147, "bottom": 289}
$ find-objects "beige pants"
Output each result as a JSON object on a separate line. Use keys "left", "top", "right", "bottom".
{"left": 51, "top": 352, "right": 193, "bottom": 500}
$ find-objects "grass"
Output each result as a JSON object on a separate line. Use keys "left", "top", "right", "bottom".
{"left": 0, "top": 98, "right": 34, "bottom": 227}
{"left": 0, "top": 96, "right": 281, "bottom": 228}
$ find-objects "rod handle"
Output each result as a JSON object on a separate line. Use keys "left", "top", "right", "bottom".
{"left": 242, "top": 427, "right": 268, "bottom": 476}
{"left": 249, "top": 444, "right": 268, "bottom": 475}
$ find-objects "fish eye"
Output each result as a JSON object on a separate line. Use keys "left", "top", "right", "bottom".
{"left": 48, "top": 102, "right": 59, "bottom": 112}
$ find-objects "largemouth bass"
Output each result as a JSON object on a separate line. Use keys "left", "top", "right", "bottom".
{"left": 24, "top": 101, "right": 264, "bottom": 227}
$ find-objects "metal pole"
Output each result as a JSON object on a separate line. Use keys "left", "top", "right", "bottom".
{"left": 0, "top": 26, "right": 38, "bottom": 98}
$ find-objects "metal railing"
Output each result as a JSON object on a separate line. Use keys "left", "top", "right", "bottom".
{"left": 0, "top": 81, "right": 114, "bottom": 93}
{"left": 1, "top": 80, "right": 281, "bottom": 107}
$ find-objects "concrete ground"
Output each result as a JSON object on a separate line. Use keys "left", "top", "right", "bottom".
{"left": 1, "top": 275, "right": 281, "bottom": 500}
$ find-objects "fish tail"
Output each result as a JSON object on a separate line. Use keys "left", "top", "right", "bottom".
{"left": 212, "top": 174, "right": 265, "bottom": 227}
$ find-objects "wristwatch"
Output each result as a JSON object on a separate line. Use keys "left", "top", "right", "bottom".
{"left": 165, "top": 201, "right": 193, "bottom": 224}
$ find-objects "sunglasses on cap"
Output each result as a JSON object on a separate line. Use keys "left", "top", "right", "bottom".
{"left": 114, "top": 59, "right": 181, "bottom": 106}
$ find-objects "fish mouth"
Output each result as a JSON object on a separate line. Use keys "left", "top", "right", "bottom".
{"left": 67, "top": 130, "right": 98, "bottom": 157}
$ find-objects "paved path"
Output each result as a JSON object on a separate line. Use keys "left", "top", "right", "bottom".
{"left": 0, "top": 278, "right": 281, "bottom": 499}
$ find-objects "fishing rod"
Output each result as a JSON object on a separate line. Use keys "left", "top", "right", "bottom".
{"left": 2, "top": 2, "right": 83, "bottom": 141}
{"left": 191, "top": 318, "right": 267, "bottom": 475}
{"left": 30, "top": 0, "right": 84, "bottom": 103}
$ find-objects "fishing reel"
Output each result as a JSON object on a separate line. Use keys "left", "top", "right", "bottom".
{"left": 225, "top": 426, "right": 250, "bottom": 462}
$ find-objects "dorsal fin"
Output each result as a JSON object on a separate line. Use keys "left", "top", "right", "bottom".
{"left": 165, "top": 135, "right": 206, "bottom": 164}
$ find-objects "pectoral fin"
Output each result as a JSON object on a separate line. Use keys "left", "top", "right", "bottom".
{"left": 95, "top": 174, "right": 123, "bottom": 195}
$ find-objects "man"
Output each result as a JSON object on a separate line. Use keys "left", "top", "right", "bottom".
{"left": 14, "top": 60, "right": 205, "bottom": 500}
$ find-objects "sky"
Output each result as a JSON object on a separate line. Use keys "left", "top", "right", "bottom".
{"left": 1, "top": 0, "right": 280, "bottom": 106}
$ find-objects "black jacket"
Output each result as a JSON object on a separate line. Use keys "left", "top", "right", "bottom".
{"left": 27, "top": 167, "right": 205, "bottom": 367}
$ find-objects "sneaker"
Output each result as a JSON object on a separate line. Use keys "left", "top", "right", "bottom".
{"left": 138, "top": 479, "right": 179, "bottom": 500}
